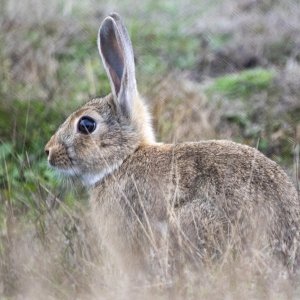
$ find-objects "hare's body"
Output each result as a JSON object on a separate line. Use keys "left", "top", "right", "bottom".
{"left": 91, "top": 140, "right": 299, "bottom": 267}
{"left": 45, "top": 13, "right": 300, "bottom": 271}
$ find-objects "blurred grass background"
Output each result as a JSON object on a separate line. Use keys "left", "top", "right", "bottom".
{"left": 0, "top": 0, "right": 300, "bottom": 298}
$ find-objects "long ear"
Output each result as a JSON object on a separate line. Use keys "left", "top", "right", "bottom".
{"left": 97, "top": 13, "right": 137, "bottom": 118}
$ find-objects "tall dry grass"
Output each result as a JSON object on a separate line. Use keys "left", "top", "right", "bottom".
{"left": 2, "top": 192, "right": 300, "bottom": 299}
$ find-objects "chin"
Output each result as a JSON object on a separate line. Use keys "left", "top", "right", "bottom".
{"left": 50, "top": 164, "right": 81, "bottom": 177}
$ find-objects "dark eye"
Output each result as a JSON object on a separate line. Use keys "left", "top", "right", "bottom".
{"left": 77, "top": 116, "right": 96, "bottom": 134}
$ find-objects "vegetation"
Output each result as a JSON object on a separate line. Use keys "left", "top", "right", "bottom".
{"left": 0, "top": 0, "right": 299, "bottom": 298}
{"left": 207, "top": 68, "right": 275, "bottom": 98}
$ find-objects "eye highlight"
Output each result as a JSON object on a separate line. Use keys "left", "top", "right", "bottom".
{"left": 77, "top": 116, "right": 96, "bottom": 134}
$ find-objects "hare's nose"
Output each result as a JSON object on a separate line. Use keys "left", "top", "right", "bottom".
{"left": 45, "top": 136, "right": 58, "bottom": 162}
{"left": 44, "top": 144, "right": 51, "bottom": 158}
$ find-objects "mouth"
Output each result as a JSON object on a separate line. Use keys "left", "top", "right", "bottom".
{"left": 48, "top": 161, "right": 80, "bottom": 177}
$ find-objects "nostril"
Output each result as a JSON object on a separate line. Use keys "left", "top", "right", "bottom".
{"left": 45, "top": 149, "right": 49, "bottom": 157}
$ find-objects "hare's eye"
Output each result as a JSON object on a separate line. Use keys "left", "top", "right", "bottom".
{"left": 78, "top": 116, "right": 96, "bottom": 134}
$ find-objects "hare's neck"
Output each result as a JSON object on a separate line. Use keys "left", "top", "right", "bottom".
{"left": 132, "top": 95, "right": 156, "bottom": 144}
{"left": 82, "top": 160, "right": 123, "bottom": 187}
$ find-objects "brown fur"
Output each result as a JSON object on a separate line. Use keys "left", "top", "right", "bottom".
{"left": 45, "top": 13, "right": 300, "bottom": 272}
{"left": 90, "top": 141, "right": 299, "bottom": 269}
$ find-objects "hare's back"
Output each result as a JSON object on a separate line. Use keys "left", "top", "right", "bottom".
{"left": 129, "top": 140, "right": 298, "bottom": 208}
{"left": 174, "top": 140, "right": 297, "bottom": 200}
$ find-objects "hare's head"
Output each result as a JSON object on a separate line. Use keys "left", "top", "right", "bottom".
{"left": 45, "top": 13, "right": 155, "bottom": 186}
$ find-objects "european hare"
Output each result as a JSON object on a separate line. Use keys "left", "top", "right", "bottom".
{"left": 45, "top": 13, "right": 299, "bottom": 271}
